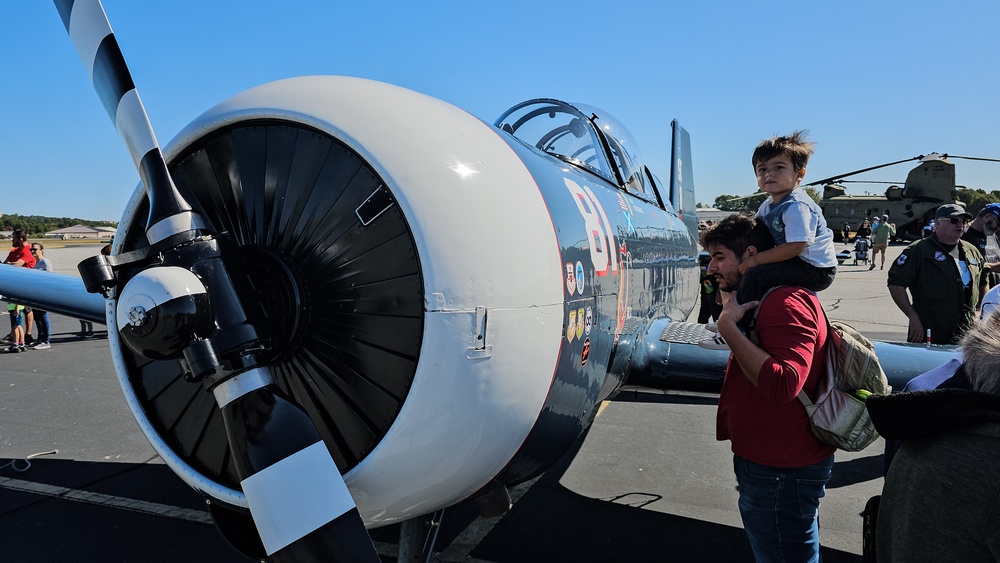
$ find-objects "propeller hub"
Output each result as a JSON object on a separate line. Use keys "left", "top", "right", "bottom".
{"left": 116, "top": 266, "right": 214, "bottom": 359}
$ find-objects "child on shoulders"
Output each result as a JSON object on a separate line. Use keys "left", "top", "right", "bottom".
{"left": 701, "top": 131, "right": 838, "bottom": 350}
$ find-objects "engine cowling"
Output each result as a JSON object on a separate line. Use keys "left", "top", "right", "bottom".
{"left": 108, "top": 76, "right": 565, "bottom": 525}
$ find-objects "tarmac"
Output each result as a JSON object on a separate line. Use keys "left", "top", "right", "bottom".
{"left": 0, "top": 242, "right": 924, "bottom": 562}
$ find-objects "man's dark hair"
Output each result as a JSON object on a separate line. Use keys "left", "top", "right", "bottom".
{"left": 751, "top": 130, "right": 814, "bottom": 172}
{"left": 12, "top": 229, "right": 27, "bottom": 241}
{"left": 702, "top": 213, "right": 775, "bottom": 258}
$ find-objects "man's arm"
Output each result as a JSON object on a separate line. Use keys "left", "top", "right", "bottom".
{"left": 888, "top": 284, "right": 924, "bottom": 342}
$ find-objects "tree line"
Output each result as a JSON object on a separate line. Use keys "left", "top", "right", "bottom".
{"left": 0, "top": 214, "right": 117, "bottom": 237}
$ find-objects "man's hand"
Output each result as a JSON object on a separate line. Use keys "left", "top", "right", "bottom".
{"left": 717, "top": 294, "right": 760, "bottom": 330}
{"left": 906, "top": 314, "right": 926, "bottom": 343}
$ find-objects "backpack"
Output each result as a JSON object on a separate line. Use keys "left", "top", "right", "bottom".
{"left": 752, "top": 286, "right": 892, "bottom": 451}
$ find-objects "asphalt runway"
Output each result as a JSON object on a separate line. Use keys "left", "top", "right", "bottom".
{"left": 0, "top": 243, "right": 922, "bottom": 562}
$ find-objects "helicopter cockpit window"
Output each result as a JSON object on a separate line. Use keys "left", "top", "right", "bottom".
{"left": 495, "top": 100, "right": 616, "bottom": 184}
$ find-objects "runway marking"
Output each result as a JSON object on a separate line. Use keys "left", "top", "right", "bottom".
{"left": 0, "top": 476, "right": 213, "bottom": 524}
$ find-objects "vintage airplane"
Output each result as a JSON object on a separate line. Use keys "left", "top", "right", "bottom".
{"left": 0, "top": 1, "right": 958, "bottom": 561}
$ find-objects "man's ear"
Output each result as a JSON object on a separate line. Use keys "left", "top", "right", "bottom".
{"left": 745, "top": 245, "right": 758, "bottom": 258}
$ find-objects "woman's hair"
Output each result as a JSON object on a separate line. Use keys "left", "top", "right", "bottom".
{"left": 960, "top": 311, "right": 1000, "bottom": 395}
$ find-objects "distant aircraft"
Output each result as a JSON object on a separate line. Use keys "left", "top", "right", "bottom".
{"left": 0, "top": 1, "right": 956, "bottom": 561}
{"left": 809, "top": 153, "right": 1000, "bottom": 241}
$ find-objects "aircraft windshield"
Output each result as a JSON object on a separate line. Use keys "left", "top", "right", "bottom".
{"left": 574, "top": 102, "right": 649, "bottom": 197}
{"left": 495, "top": 100, "right": 616, "bottom": 183}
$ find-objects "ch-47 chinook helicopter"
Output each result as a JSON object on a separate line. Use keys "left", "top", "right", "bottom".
{"left": 807, "top": 153, "right": 1000, "bottom": 241}
{"left": 0, "top": 1, "right": 957, "bottom": 561}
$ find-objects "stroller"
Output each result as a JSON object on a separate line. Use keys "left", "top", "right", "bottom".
{"left": 853, "top": 236, "right": 871, "bottom": 266}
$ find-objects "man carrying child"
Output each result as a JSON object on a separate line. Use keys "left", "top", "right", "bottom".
{"left": 703, "top": 213, "right": 835, "bottom": 562}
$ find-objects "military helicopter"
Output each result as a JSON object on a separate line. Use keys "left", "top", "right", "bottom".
{"left": 808, "top": 153, "right": 1000, "bottom": 242}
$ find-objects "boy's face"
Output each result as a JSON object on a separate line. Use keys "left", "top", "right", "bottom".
{"left": 755, "top": 154, "right": 804, "bottom": 199}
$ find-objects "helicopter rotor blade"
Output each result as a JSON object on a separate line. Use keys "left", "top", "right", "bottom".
{"left": 942, "top": 155, "right": 1000, "bottom": 164}
{"left": 804, "top": 156, "right": 924, "bottom": 187}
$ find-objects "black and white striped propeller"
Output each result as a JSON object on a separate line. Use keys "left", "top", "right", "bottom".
{"left": 52, "top": 1, "right": 380, "bottom": 560}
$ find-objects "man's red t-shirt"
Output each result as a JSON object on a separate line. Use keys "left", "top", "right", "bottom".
{"left": 5, "top": 245, "right": 35, "bottom": 268}
{"left": 716, "top": 286, "right": 836, "bottom": 467}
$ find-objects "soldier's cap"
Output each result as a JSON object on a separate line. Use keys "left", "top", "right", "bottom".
{"left": 981, "top": 203, "right": 1000, "bottom": 220}
{"left": 935, "top": 203, "right": 973, "bottom": 221}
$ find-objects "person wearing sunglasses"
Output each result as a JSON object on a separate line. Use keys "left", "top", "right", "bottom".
{"left": 28, "top": 244, "right": 52, "bottom": 349}
{"left": 888, "top": 204, "right": 990, "bottom": 344}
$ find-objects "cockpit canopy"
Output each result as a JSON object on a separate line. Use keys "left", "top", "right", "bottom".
{"left": 495, "top": 99, "right": 653, "bottom": 198}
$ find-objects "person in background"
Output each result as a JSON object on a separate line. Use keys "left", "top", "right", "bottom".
{"left": 4, "top": 229, "right": 35, "bottom": 352}
{"left": 870, "top": 214, "right": 896, "bottom": 270}
{"left": 77, "top": 243, "right": 111, "bottom": 338}
{"left": 29, "top": 243, "right": 52, "bottom": 350}
{"left": 855, "top": 219, "right": 872, "bottom": 241}
{"left": 962, "top": 203, "right": 1000, "bottom": 287}
{"left": 868, "top": 306, "right": 1000, "bottom": 562}
{"left": 697, "top": 251, "right": 723, "bottom": 324}
{"left": 888, "top": 204, "right": 989, "bottom": 344}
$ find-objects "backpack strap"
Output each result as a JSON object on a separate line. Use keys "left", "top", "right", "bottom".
{"left": 747, "top": 286, "right": 831, "bottom": 407}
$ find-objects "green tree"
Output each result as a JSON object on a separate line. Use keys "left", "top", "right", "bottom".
{"left": 957, "top": 188, "right": 1000, "bottom": 217}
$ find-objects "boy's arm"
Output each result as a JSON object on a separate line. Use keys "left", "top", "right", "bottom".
{"left": 738, "top": 242, "right": 806, "bottom": 273}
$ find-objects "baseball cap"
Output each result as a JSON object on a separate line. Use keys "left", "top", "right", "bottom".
{"left": 935, "top": 203, "right": 973, "bottom": 221}
{"left": 982, "top": 203, "right": 1000, "bottom": 220}
{"left": 882, "top": 214, "right": 888, "bottom": 220}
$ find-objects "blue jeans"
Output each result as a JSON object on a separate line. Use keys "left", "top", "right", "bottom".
{"left": 733, "top": 454, "right": 834, "bottom": 563}
{"left": 35, "top": 310, "right": 49, "bottom": 344}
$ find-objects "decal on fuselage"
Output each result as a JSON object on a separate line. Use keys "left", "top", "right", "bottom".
{"left": 564, "top": 178, "right": 618, "bottom": 277}
{"left": 567, "top": 309, "right": 577, "bottom": 343}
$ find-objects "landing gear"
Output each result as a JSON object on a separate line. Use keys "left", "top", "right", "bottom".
{"left": 398, "top": 509, "right": 445, "bottom": 563}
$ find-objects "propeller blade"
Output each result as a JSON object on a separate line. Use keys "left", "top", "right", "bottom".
{"left": 53, "top": 0, "right": 203, "bottom": 243}
{"left": 804, "top": 156, "right": 923, "bottom": 187}
{"left": 214, "top": 369, "right": 380, "bottom": 561}
{"left": 53, "top": 2, "right": 381, "bottom": 561}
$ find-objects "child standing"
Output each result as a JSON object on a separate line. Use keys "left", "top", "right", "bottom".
{"left": 701, "top": 131, "right": 837, "bottom": 349}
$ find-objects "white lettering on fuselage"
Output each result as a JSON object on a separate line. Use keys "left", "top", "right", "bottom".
{"left": 564, "top": 178, "right": 618, "bottom": 276}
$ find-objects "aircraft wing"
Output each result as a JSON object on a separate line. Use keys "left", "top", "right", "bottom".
{"left": 625, "top": 319, "right": 960, "bottom": 393}
{"left": 0, "top": 266, "right": 106, "bottom": 324}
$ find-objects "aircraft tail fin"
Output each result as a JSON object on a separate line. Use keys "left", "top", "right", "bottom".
{"left": 669, "top": 120, "right": 699, "bottom": 237}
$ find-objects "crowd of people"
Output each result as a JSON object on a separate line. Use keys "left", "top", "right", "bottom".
{"left": 698, "top": 131, "right": 1000, "bottom": 561}
{"left": 2, "top": 230, "right": 105, "bottom": 352}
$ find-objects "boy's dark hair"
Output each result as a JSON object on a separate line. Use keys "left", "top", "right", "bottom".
{"left": 702, "top": 213, "right": 775, "bottom": 258}
{"left": 752, "top": 130, "right": 814, "bottom": 172}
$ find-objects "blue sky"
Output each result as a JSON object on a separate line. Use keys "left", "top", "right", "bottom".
{"left": 2, "top": 1, "right": 999, "bottom": 221}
